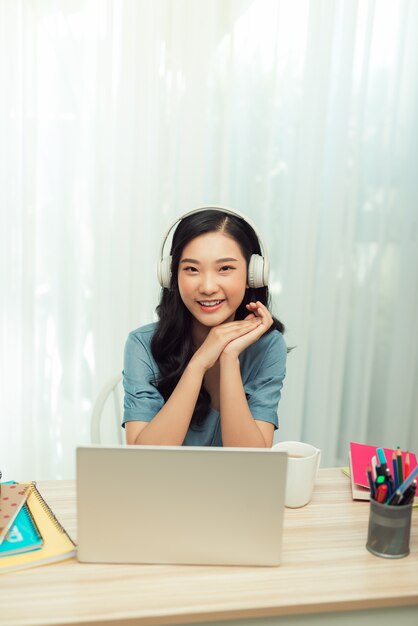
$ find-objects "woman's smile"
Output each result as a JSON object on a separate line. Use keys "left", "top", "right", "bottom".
{"left": 196, "top": 299, "right": 225, "bottom": 312}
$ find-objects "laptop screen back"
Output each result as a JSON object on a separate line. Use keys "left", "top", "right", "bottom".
{"left": 76, "top": 445, "right": 287, "bottom": 566}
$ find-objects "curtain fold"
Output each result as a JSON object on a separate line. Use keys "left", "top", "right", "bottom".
{"left": 1, "top": 0, "right": 417, "bottom": 479}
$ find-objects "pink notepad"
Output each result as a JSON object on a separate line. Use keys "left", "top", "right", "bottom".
{"left": 349, "top": 442, "right": 417, "bottom": 500}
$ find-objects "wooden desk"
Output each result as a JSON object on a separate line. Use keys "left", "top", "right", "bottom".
{"left": 1, "top": 469, "right": 417, "bottom": 626}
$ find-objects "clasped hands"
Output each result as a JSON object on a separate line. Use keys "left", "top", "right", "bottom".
{"left": 191, "top": 301, "right": 273, "bottom": 372}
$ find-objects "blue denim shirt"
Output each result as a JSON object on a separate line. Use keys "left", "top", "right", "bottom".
{"left": 122, "top": 322, "right": 286, "bottom": 446}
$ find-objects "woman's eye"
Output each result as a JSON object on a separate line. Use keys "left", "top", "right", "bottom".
{"left": 220, "top": 265, "right": 234, "bottom": 272}
{"left": 184, "top": 266, "right": 198, "bottom": 273}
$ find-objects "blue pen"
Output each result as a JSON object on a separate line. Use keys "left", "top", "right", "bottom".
{"left": 384, "top": 467, "right": 394, "bottom": 499}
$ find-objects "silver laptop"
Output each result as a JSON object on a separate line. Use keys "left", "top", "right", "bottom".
{"left": 76, "top": 445, "right": 287, "bottom": 566}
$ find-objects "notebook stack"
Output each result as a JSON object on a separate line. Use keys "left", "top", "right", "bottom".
{"left": 0, "top": 481, "right": 76, "bottom": 573}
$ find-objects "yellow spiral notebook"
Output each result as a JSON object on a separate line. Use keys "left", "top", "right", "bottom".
{"left": 0, "top": 483, "right": 76, "bottom": 573}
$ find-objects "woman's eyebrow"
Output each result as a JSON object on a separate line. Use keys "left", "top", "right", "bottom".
{"left": 180, "top": 257, "right": 239, "bottom": 264}
{"left": 180, "top": 258, "right": 200, "bottom": 264}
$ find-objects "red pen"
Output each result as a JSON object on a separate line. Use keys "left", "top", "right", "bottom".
{"left": 375, "top": 483, "right": 388, "bottom": 503}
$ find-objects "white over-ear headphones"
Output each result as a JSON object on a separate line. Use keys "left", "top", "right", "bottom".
{"left": 157, "top": 205, "right": 270, "bottom": 289}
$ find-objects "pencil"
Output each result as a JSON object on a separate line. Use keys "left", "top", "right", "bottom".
{"left": 392, "top": 452, "right": 399, "bottom": 489}
{"left": 404, "top": 452, "right": 410, "bottom": 479}
{"left": 397, "top": 447, "right": 403, "bottom": 485}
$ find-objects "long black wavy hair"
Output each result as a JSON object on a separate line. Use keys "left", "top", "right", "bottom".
{"left": 151, "top": 209, "right": 285, "bottom": 428}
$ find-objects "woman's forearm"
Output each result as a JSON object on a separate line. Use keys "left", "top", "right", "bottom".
{"left": 133, "top": 361, "right": 205, "bottom": 445}
{"left": 219, "top": 353, "right": 268, "bottom": 447}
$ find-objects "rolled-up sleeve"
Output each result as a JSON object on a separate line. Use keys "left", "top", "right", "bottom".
{"left": 122, "top": 331, "right": 164, "bottom": 426}
{"left": 243, "top": 331, "right": 287, "bottom": 429}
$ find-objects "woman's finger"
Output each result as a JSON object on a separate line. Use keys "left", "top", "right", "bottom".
{"left": 246, "top": 301, "right": 272, "bottom": 325}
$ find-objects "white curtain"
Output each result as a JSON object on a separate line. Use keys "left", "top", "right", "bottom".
{"left": 1, "top": 0, "right": 417, "bottom": 480}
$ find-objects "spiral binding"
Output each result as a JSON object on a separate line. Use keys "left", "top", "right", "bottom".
{"left": 31, "top": 482, "right": 70, "bottom": 536}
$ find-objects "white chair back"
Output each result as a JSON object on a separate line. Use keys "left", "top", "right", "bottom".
{"left": 90, "top": 373, "right": 125, "bottom": 444}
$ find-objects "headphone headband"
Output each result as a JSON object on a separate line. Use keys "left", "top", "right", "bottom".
{"left": 157, "top": 205, "right": 270, "bottom": 289}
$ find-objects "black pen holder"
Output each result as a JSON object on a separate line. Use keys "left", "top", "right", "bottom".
{"left": 366, "top": 498, "right": 413, "bottom": 558}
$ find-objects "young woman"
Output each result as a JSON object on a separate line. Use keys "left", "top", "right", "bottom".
{"left": 123, "top": 207, "right": 287, "bottom": 448}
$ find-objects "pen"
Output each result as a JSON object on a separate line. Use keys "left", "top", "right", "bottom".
{"left": 375, "top": 461, "right": 384, "bottom": 477}
{"left": 397, "top": 447, "right": 403, "bottom": 484}
{"left": 384, "top": 467, "right": 394, "bottom": 499}
{"left": 399, "top": 482, "right": 416, "bottom": 506}
{"left": 375, "top": 475, "right": 385, "bottom": 487}
{"left": 396, "top": 464, "right": 418, "bottom": 494}
{"left": 374, "top": 475, "right": 385, "bottom": 496}
{"left": 376, "top": 447, "right": 387, "bottom": 473}
{"left": 366, "top": 464, "right": 376, "bottom": 499}
{"left": 387, "top": 465, "right": 418, "bottom": 505}
{"left": 375, "top": 483, "right": 388, "bottom": 503}
{"left": 387, "top": 491, "right": 403, "bottom": 505}
{"left": 371, "top": 455, "right": 378, "bottom": 480}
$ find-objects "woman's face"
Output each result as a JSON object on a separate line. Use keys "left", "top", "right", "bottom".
{"left": 177, "top": 231, "right": 247, "bottom": 332}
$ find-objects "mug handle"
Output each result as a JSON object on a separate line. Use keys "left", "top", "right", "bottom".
{"left": 315, "top": 450, "right": 321, "bottom": 477}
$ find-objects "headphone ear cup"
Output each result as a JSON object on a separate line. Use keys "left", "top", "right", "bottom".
{"left": 262, "top": 255, "right": 270, "bottom": 287}
{"left": 248, "top": 254, "right": 268, "bottom": 288}
{"left": 158, "top": 256, "right": 172, "bottom": 288}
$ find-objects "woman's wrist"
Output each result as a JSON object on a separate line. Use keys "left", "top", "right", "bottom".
{"left": 220, "top": 351, "right": 240, "bottom": 366}
{"left": 186, "top": 354, "right": 208, "bottom": 377}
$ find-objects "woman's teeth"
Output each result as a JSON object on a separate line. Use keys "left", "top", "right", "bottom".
{"left": 198, "top": 300, "right": 222, "bottom": 307}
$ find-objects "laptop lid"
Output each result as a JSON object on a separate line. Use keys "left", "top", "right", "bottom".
{"left": 76, "top": 445, "right": 287, "bottom": 566}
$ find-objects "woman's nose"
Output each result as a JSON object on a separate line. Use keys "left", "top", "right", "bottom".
{"left": 198, "top": 272, "right": 218, "bottom": 294}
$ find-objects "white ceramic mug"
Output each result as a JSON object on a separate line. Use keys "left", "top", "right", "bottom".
{"left": 273, "top": 441, "right": 321, "bottom": 508}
